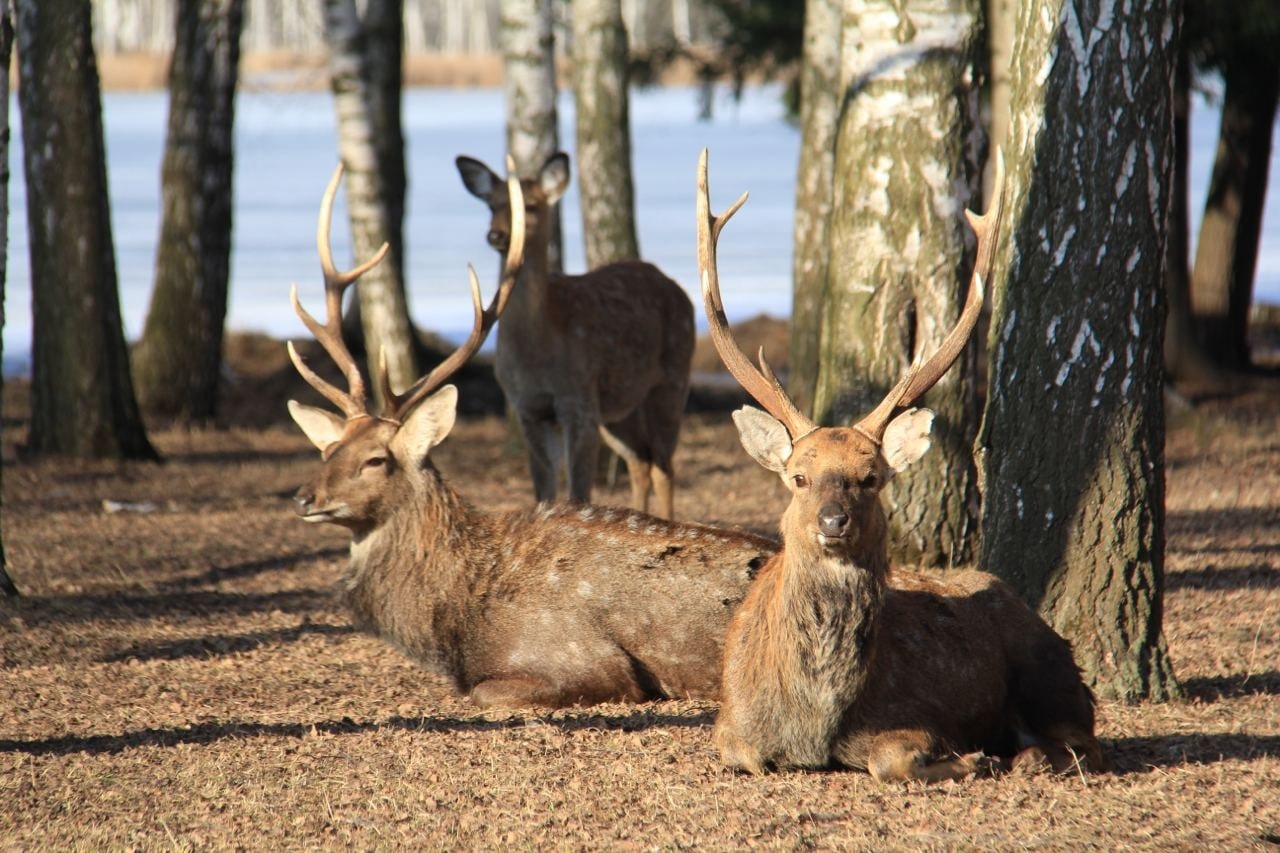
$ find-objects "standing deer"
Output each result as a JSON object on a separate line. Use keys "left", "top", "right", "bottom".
{"left": 697, "top": 150, "right": 1104, "bottom": 781}
{"left": 455, "top": 152, "right": 694, "bottom": 519}
{"left": 287, "top": 164, "right": 777, "bottom": 708}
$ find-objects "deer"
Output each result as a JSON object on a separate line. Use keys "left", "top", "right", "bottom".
{"left": 696, "top": 149, "right": 1105, "bottom": 782}
{"left": 455, "top": 152, "right": 694, "bottom": 519}
{"left": 286, "top": 163, "right": 777, "bottom": 709}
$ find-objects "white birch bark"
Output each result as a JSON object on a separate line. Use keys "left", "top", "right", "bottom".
{"left": 323, "top": 0, "right": 419, "bottom": 396}
{"left": 501, "top": 0, "right": 562, "bottom": 272}
{"left": 813, "top": 0, "right": 984, "bottom": 566}
{"left": 570, "top": 0, "right": 638, "bottom": 268}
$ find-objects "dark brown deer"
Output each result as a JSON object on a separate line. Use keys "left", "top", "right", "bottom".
{"left": 697, "top": 150, "right": 1104, "bottom": 782}
{"left": 455, "top": 152, "right": 694, "bottom": 519}
{"left": 287, "top": 164, "right": 776, "bottom": 708}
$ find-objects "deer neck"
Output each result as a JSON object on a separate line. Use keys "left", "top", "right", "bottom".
{"left": 774, "top": 504, "right": 890, "bottom": 707}
{"left": 498, "top": 228, "right": 553, "bottom": 339}
{"left": 344, "top": 465, "right": 495, "bottom": 683}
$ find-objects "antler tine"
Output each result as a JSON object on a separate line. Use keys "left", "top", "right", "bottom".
{"left": 697, "top": 149, "right": 816, "bottom": 440}
{"left": 854, "top": 147, "right": 1007, "bottom": 441}
{"left": 381, "top": 166, "right": 527, "bottom": 421}
{"left": 287, "top": 164, "right": 390, "bottom": 419}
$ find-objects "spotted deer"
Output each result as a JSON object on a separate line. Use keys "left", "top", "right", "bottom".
{"left": 455, "top": 152, "right": 694, "bottom": 519}
{"left": 697, "top": 150, "right": 1104, "bottom": 781}
{"left": 287, "top": 164, "right": 776, "bottom": 708}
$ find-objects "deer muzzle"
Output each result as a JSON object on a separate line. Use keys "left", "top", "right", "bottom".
{"left": 817, "top": 502, "right": 851, "bottom": 544}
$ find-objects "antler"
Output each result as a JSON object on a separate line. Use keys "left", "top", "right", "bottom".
{"left": 287, "top": 164, "right": 390, "bottom": 420}
{"left": 377, "top": 157, "right": 526, "bottom": 422}
{"left": 852, "top": 148, "right": 1007, "bottom": 441}
{"left": 697, "top": 149, "right": 818, "bottom": 440}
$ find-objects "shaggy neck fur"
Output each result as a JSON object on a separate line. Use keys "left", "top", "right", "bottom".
{"left": 344, "top": 462, "right": 496, "bottom": 688}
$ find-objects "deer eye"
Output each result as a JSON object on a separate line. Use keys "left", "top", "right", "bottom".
{"left": 361, "top": 456, "right": 388, "bottom": 473}
{"left": 792, "top": 473, "right": 808, "bottom": 489}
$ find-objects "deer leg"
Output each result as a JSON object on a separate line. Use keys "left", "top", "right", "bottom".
{"left": 516, "top": 410, "right": 560, "bottom": 502}
{"left": 863, "top": 730, "right": 997, "bottom": 784}
{"left": 561, "top": 408, "right": 601, "bottom": 504}
{"left": 599, "top": 420, "right": 652, "bottom": 513}
{"left": 638, "top": 382, "right": 686, "bottom": 520}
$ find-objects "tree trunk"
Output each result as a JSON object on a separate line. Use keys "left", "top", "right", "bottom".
{"left": 811, "top": 0, "right": 984, "bottom": 567}
{"left": 502, "top": 0, "right": 562, "bottom": 273}
{"left": 976, "top": 0, "right": 1178, "bottom": 701}
{"left": 323, "top": 0, "right": 420, "bottom": 398}
{"left": 132, "top": 0, "right": 244, "bottom": 423}
{"left": 0, "top": 0, "right": 17, "bottom": 596}
{"left": 570, "top": 0, "right": 639, "bottom": 268}
{"left": 363, "top": 0, "right": 406, "bottom": 284}
{"left": 17, "top": 0, "right": 157, "bottom": 460}
{"left": 1164, "top": 47, "right": 1217, "bottom": 384}
{"left": 787, "top": 0, "right": 841, "bottom": 413}
{"left": 1189, "top": 66, "right": 1279, "bottom": 371}
{"left": 985, "top": 0, "right": 1014, "bottom": 200}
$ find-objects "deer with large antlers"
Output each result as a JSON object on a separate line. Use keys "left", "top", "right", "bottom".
{"left": 697, "top": 150, "right": 1104, "bottom": 781}
{"left": 286, "top": 164, "right": 777, "bottom": 708}
{"left": 455, "top": 152, "right": 694, "bottom": 519}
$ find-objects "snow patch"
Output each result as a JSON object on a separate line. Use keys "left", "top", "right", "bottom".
{"left": 1115, "top": 143, "right": 1136, "bottom": 198}
{"left": 1053, "top": 225, "right": 1077, "bottom": 266}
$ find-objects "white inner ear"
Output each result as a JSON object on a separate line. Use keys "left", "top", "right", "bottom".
{"left": 392, "top": 385, "right": 458, "bottom": 462}
{"left": 882, "top": 408, "right": 935, "bottom": 476}
{"left": 288, "top": 400, "right": 346, "bottom": 452}
{"left": 731, "top": 406, "right": 793, "bottom": 473}
{"left": 539, "top": 154, "right": 570, "bottom": 205}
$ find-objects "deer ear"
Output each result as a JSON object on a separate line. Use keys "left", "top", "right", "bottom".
{"left": 539, "top": 152, "right": 570, "bottom": 205}
{"left": 731, "top": 406, "right": 793, "bottom": 473}
{"left": 288, "top": 401, "right": 346, "bottom": 452}
{"left": 392, "top": 385, "right": 458, "bottom": 461}
{"left": 456, "top": 155, "right": 499, "bottom": 201}
{"left": 882, "top": 408, "right": 934, "bottom": 477}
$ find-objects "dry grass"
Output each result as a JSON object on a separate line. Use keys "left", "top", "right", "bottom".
{"left": 2, "top": 362, "right": 1278, "bottom": 849}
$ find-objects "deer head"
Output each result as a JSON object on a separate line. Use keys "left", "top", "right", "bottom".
{"left": 456, "top": 152, "right": 569, "bottom": 255}
{"left": 697, "top": 149, "right": 1005, "bottom": 560}
{"left": 287, "top": 162, "right": 526, "bottom": 532}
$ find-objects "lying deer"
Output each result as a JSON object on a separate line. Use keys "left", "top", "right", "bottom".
{"left": 455, "top": 152, "right": 694, "bottom": 519}
{"left": 697, "top": 150, "right": 1104, "bottom": 782}
{"left": 287, "top": 164, "right": 776, "bottom": 708}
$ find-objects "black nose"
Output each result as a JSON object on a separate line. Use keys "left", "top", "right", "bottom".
{"left": 818, "top": 503, "right": 849, "bottom": 538}
{"left": 293, "top": 488, "right": 314, "bottom": 516}
{"left": 487, "top": 229, "right": 508, "bottom": 250}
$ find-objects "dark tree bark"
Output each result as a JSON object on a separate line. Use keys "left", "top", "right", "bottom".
{"left": 0, "top": 0, "right": 17, "bottom": 596}
{"left": 570, "top": 0, "right": 639, "bottom": 268}
{"left": 132, "top": 0, "right": 245, "bottom": 422}
{"left": 787, "top": 0, "right": 840, "bottom": 413}
{"left": 810, "top": 0, "right": 985, "bottom": 567}
{"left": 1189, "top": 66, "right": 1279, "bottom": 371}
{"left": 17, "top": 0, "right": 157, "bottom": 460}
{"left": 977, "top": 0, "right": 1178, "bottom": 701}
{"left": 502, "top": 0, "right": 563, "bottom": 273}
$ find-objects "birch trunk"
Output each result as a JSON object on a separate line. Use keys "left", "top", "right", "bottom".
{"left": 17, "top": 0, "right": 157, "bottom": 460}
{"left": 570, "top": 0, "right": 639, "bottom": 268}
{"left": 132, "top": 0, "right": 245, "bottom": 422}
{"left": 812, "top": 0, "right": 984, "bottom": 567}
{"left": 977, "top": 0, "right": 1178, "bottom": 701}
{"left": 502, "top": 0, "right": 562, "bottom": 272}
{"left": 787, "top": 0, "right": 841, "bottom": 413}
{"left": 323, "top": 0, "right": 419, "bottom": 397}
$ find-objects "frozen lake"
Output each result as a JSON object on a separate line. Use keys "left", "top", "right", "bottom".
{"left": 5, "top": 83, "right": 1279, "bottom": 373}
